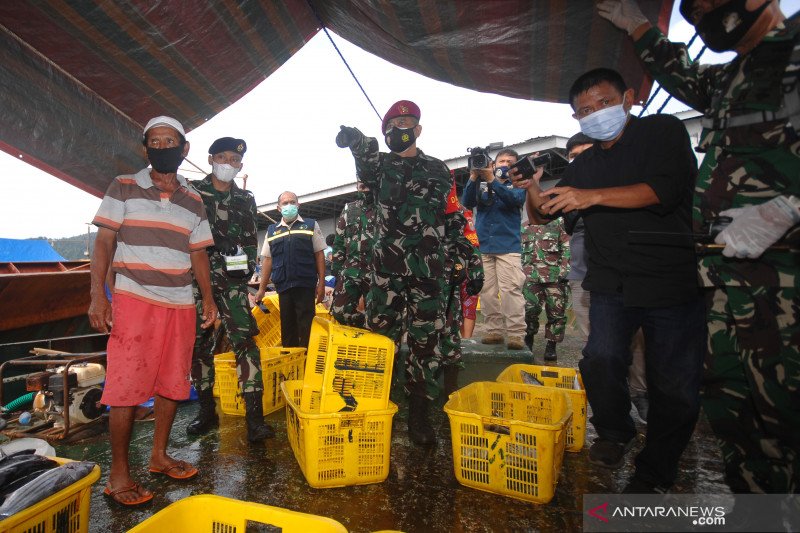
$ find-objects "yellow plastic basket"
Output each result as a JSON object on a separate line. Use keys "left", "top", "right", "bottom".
{"left": 496, "top": 364, "right": 587, "bottom": 452}
{"left": 211, "top": 352, "right": 236, "bottom": 398}
{"left": 301, "top": 317, "right": 394, "bottom": 413}
{"left": 252, "top": 295, "right": 282, "bottom": 349}
{"left": 443, "top": 381, "right": 572, "bottom": 504}
{"left": 128, "top": 494, "right": 347, "bottom": 532}
{"left": 0, "top": 457, "right": 101, "bottom": 533}
{"left": 281, "top": 380, "right": 398, "bottom": 488}
{"left": 216, "top": 347, "right": 306, "bottom": 416}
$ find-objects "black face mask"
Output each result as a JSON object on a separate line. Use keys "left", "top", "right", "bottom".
{"left": 146, "top": 145, "right": 185, "bottom": 174}
{"left": 385, "top": 127, "right": 416, "bottom": 153}
{"left": 695, "top": 0, "right": 771, "bottom": 52}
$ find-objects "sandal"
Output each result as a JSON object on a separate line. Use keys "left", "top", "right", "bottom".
{"left": 148, "top": 460, "right": 198, "bottom": 480}
{"left": 103, "top": 482, "right": 153, "bottom": 507}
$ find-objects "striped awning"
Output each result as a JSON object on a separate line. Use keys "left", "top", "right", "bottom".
{"left": 0, "top": 1, "right": 673, "bottom": 198}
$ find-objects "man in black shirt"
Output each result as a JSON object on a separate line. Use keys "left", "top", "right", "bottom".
{"left": 516, "top": 68, "right": 705, "bottom": 493}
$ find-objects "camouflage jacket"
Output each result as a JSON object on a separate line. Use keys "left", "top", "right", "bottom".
{"left": 521, "top": 218, "right": 570, "bottom": 283}
{"left": 444, "top": 208, "right": 483, "bottom": 284}
{"left": 635, "top": 23, "right": 800, "bottom": 288}
{"left": 190, "top": 175, "right": 258, "bottom": 279}
{"left": 332, "top": 196, "right": 375, "bottom": 279}
{"left": 351, "top": 138, "right": 451, "bottom": 278}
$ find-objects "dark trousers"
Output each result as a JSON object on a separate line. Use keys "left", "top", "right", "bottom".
{"left": 278, "top": 286, "right": 316, "bottom": 348}
{"left": 579, "top": 291, "right": 706, "bottom": 488}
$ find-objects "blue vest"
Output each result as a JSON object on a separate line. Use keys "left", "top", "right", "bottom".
{"left": 267, "top": 218, "right": 318, "bottom": 292}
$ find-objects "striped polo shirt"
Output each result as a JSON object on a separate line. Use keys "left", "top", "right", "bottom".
{"left": 93, "top": 167, "right": 214, "bottom": 308}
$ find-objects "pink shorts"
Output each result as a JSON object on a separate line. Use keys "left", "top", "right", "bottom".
{"left": 101, "top": 293, "right": 196, "bottom": 406}
{"left": 460, "top": 281, "right": 478, "bottom": 320}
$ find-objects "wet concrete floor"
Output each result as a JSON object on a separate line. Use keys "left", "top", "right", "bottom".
{"left": 55, "top": 322, "right": 730, "bottom": 532}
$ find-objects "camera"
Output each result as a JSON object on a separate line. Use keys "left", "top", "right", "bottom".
{"left": 467, "top": 146, "right": 491, "bottom": 170}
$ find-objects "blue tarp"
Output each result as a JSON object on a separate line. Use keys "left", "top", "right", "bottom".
{"left": 0, "top": 238, "right": 65, "bottom": 262}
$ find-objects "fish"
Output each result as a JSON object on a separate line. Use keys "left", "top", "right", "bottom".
{"left": 0, "top": 449, "right": 35, "bottom": 465}
{"left": 0, "top": 468, "right": 53, "bottom": 503}
{"left": 520, "top": 370, "right": 544, "bottom": 386}
{"left": 0, "top": 461, "right": 95, "bottom": 518}
{"left": 0, "top": 455, "right": 58, "bottom": 488}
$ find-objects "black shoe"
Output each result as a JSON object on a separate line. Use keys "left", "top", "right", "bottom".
{"left": 623, "top": 475, "right": 667, "bottom": 494}
{"left": 186, "top": 388, "right": 219, "bottom": 436}
{"left": 408, "top": 384, "right": 436, "bottom": 445}
{"left": 524, "top": 333, "right": 534, "bottom": 351}
{"left": 543, "top": 340, "right": 557, "bottom": 362}
{"left": 588, "top": 437, "right": 634, "bottom": 469}
{"left": 242, "top": 391, "right": 275, "bottom": 443}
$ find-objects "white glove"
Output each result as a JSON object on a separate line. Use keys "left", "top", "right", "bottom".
{"left": 714, "top": 196, "right": 800, "bottom": 259}
{"left": 597, "top": 0, "right": 649, "bottom": 35}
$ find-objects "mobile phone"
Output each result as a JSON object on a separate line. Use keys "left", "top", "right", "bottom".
{"left": 510, "top": 153, "right": 551, "bottom": 179}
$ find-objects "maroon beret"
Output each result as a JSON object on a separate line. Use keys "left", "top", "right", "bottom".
{"left": 381, "top": 100, "right": 421, "bottom": 134}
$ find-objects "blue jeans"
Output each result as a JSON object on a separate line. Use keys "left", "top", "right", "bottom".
{"left": 579, "top": 291, "right": 706, "bottom": 488}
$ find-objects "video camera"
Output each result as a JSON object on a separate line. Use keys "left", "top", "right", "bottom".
{"left": 467, "top": 146, "right": 491, "bottom": 170}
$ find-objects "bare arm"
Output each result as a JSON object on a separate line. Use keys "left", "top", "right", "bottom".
{"left": 88, "top": 227, "right": 116, "bottom": 333}
{"left": 254, "top": 256, "right": 272, "bottom": 303}
{"left": 190, "top": 249, "right": 218, "bottom": 329}
{"left": 315, "top": 250, "right": 325, "bottom": 304}
{"left": 540, "top": 183, "right": 660, "bottom": 215}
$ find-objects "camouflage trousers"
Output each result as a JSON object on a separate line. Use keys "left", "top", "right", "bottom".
{"left": 192, "top": 279, "right": 262, "bottom": 394}
{"left": 702, "top": 286, "right": 799, "bottom": 493}
{"left": 523, "top": 280, "right": 569, "bottom": 342}
{"left": 439, "top": 275, "right": 465, "bottom": 371}
{"left": 331, "top": 275, "right": 369, "bottom": 328}
{"left": 367, "top": 271, "right": 443, "bottom": 399}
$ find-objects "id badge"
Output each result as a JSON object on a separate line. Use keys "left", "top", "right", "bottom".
{"left": 224, "top": 253, "right": 249, "bottom": 272}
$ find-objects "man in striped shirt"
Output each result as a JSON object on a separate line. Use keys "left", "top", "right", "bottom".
{"left": 89, "top": 116, "right": 217, "bottom": 507}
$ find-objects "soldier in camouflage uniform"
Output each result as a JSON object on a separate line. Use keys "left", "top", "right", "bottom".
{"left": 439, "top": 182, "right": 484, "bottom": 396}
{"left": 188, "top": 137, "right": 273, "bottom": 443}
{"left": 336, "top": 100, "right": 451, "bottom": 445}
{"left": 330, "top": 181, "right": 375, "bottom": 328}
{"left": 600, "top": 0, "right": 800, "bottom": 493}
{"left": 521, "top": 218, "right": 570, "bottom": 362}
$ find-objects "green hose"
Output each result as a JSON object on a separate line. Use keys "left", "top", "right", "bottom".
{"left": 2, "top": 392, "right": 35, "bottom": 412}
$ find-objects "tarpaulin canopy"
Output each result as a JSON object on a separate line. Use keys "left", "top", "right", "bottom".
{"left": 0, "top": 1, "right": 673, "bottom": 199}
{"left": 0, "top": 238, "right": 65, "bottom": 262}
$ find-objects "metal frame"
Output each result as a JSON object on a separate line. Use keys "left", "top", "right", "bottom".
{"left": 0, "top": 352, "right": 106, "bottom": 441}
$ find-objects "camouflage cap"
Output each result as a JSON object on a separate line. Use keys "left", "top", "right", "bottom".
{"left": 381, "top": 100, "right": 421, "bottom": 134}
{"left": 209, "top": 137, "right": 247, "bottom": 156}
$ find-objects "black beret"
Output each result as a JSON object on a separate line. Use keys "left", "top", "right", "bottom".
{"left": 209, "top": 137, "right": 247, "bottom": 156}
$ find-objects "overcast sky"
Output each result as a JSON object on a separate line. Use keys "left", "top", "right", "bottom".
{"left": 2, "top": 1, "right": 798, "bottom": 240}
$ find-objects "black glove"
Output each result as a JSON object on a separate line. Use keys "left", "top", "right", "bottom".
{"left": 335, "top": 126, "right": 363, "bottom": 148}
{"left": 465, "top": 278, "right": 484, "bottom": 296}
{"left": 451, "top": 264, "right": 467, "bottom": 285}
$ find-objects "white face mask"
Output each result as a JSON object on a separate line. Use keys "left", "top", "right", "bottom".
{"left": 578, "top": 102, "right": 629, "bottom": 141}
{"left": 212, "top": 162, "right": 239, "bottom": 183}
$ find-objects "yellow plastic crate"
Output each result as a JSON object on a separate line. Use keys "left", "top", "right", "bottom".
{"left": 301, "top": 317, "right": 394, "bottom": 413}
{"left": 443, "top": 381, "right": 572, "bottom": 504}
{"left": 216, "top": 347, "right": 306, "bottom": 416}
{"left": 212, "top": 352, "right": 236, "bottom": 398}
{"left": 0, "top": 457, "right": 101, "bottom": 533}
{"left": 496, "top": 364, "right": 587, "bottom": 452}
{"left": 128, "top": 494, "right": 347, "bottom": 532}
{"left": 252, "top": 295, "right": 282, "bottom": 348}
{"left": 282, "top": 380, "right": 398, "bottom": 488}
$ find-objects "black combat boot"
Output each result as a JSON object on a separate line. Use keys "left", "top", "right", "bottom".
{"left": 443, "top": 366, "right": 460, "bottom": 397}
{"left": 243, "top": 391, "right": 275, "bottom": 443}
{"left": 544, "top": 340, "right": 558, "bottom": 362}
{"left": 407, "top": 382, "right": 436, "bottom": 445}
{"left": 186, "top": 388, "right": 219, "bottom": 435}
{"left": 524, "top": 333, "right": 534, "bottom": 352}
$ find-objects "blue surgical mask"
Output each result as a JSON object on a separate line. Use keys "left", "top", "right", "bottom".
{"left": 281, "top": 204, "right": 298, "bottom": 220}
{"left": 578, "top": 102, "right": 629, "bottom": 141}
